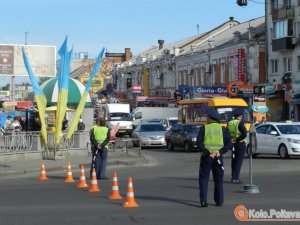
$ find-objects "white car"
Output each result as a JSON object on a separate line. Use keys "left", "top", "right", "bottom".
{"left": 250, "top": 122, "right": 300, "bottom": 159}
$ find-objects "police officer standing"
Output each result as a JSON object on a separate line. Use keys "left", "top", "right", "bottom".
{"left": 89, "top": 118, "right": 110, "bottom": 180}
{"left": 196, "top": 108, "right": 231, "bottom": 207}
{"left": 227, "top": 108, "right": 247, "bottom": 184}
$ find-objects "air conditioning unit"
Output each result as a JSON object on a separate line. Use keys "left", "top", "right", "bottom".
{"left": 291, "top": 37, "right": 298, "bottom": 45}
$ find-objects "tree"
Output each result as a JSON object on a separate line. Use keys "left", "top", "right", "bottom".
{"left": 1, "top": 83, "right": 10, "bottom": 91}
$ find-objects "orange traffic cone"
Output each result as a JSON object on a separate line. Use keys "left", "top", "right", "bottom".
{"left": 38, "top": 161, "right": 48, "bottom": 181}
{"left": 88, "top": 167, "right": 100, "bottom": 192}
{"left": 122, "top": 177, "right": 138, "bottom": 208}
{"left": 77, "top": 165, "right": 89, "bottom": 188}
{"left": 64, "top": 161, "right": 75, "bottom": 183}
{"left": 108, "top": 172, "right": 122, "bottom": 200}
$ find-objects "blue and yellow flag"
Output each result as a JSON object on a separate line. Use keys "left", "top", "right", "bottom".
{"left": 66, "top": 47, "right": 105, "bottom": 139}
{"left": 55, "top": 37, "right": 72, "bottom": 144}
{"left": 22, "top": 47, "right": 48, "bottom": 145}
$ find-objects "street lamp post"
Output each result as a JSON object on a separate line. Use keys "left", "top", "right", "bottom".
{"left": 25, "top": 31, "right": 30, "bottom": 45}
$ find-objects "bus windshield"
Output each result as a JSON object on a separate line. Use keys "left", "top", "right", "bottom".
{"left": 216, "top": 107, "right": 251, "bottom": 123}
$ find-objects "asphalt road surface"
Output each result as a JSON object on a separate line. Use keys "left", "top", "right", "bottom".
{"left": 1, "top": 148, "right": 300, "bottom": 225}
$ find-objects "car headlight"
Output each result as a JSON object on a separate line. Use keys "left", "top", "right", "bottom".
{"left": 287, "top": 138, "right": 300, "bottom": 144}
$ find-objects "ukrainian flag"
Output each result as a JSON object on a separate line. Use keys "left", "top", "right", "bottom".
{"left": 66, "top": 47, "right": 105, "bottom": 139}
{"left": 55, "top": 37, "right": 72, "bottom": 144}
{"left": 22, "top": 47, "right": 48, "bottom": 145}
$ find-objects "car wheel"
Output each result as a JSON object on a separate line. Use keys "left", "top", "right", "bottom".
{"left": 184, "top": 142, "right": 191, "bottom": 152}
{"left": 167, "top": 141, "right": 174, "bottom": 151}
{"left": 278, "top": 144, "right": 289, "bottom": 159}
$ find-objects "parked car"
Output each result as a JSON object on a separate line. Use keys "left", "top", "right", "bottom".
{"left": 165, "top": 124, "right": 200, "bottom": 152}
{"left": 249, "top": 122, "right": 300, "bottom": 158}
{"left": 132, "top": 121, "right": 167, "bottom": 148}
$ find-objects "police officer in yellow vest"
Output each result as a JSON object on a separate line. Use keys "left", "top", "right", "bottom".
{"left": 90, "top": 118, "right": 110, "bottom": 180}
{"left": 196, "top": 107, "right": 231, "bottom": 207}
{"left": 227, "top": 108, "right": 247, "bottom": 184}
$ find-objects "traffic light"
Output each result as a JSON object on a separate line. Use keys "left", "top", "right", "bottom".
{"left": 126, "top": 78, "right": 132, "bottom": 89}
{"left": 253, "top": 86, "right": 265, "bottom": 94}
{"left": 237, "top": 0, "right": 247, "bottom": 6}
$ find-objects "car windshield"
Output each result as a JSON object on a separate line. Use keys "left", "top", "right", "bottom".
{"left": 169, "top": 119, "right": 178, "bottom": 126}
{"left": 276, "top": 125, "right": 300, "bottom": 134}
{"left": 185, "top": 125, "right": 200, "bottom": 133}
{"left": 140, "top": 124, "right": 166, "bottom": 132}
{"left": 109, "top": 113, "right": 132, "bottom": 121}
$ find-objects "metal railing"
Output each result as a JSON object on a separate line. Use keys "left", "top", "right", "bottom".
{"left": 0, "top": 130, "right": 35, "bottom": 154}
{"left": 0, "top": 129, "right": 141, "bottom": 158}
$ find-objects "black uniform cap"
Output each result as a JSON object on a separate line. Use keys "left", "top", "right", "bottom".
{"left": 233, "top": 108, "right": 244, "bottom": 116}
{"left": 206, "top": 107, "right": 220, "bottom": 122}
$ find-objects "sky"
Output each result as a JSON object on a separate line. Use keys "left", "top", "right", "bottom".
{"left": 0, "top": 0, "right": 265, "bottom": 85}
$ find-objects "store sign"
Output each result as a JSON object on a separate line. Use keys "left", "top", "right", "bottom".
{"left": 251, "top": 104, "right": 269, "bottom": 113}
{"left": 264, "top": 84, "right": 276, "bottom": 94}
{"left": 0, "top": 96, "right": 10, "bottom": 101}
{"left": 132, "top": 85, "right": 142, "bottom": 93}
{"left": 227, "top": 81, "right": 254, "bottom": 97}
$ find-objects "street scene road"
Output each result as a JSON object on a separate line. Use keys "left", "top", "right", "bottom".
{"left": 1, "top": 148, "right": 300, "bottom": 225}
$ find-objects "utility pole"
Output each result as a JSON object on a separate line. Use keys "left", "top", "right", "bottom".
{"left": 25, "top": 31, "right": 30, "bottom": 45}
{"left": 196, "top": 24, "right": 199, "bottom": 35}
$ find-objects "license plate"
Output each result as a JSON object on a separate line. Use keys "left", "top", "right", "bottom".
{"left": 151, "top": 141, "right": 161, "bottom": 145}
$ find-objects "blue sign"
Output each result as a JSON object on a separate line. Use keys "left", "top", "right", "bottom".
{"left": 264, "top": 85, "right": 276, "bottom": 94}
{"left": 251, "top": 104, "right": 269, "bottom": 113}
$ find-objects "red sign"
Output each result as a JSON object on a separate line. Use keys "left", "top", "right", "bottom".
{"left": 132, "top": 85, "right": 142, "bottom": 93}
{"left": 238, "top": 48, "right": 245, "bottom": 82}
{"left": 136, "top": 96, "right": 169, "bottom": 101}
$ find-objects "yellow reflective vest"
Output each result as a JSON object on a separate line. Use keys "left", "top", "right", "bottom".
{"left": 93, "top": 126, "right": 109, "bottom": 149}
{"left": 204, "top": 123, "right": 224, "bottom": 152}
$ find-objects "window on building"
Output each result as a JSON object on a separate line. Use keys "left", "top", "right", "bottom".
{"left": 271, "top": 0, "right": 278, "bottom": 10}
{"left": 271, "top": 59, "right": 278, "bottom": 74}
{"left": 200, "top": 65, "right": 205, "bottom": 85}
{"left": 195, "top": 65, "right": 200, "bottom": 86}
{"left": 297, "top": 56, "right": 300, "bottom": 71}
{"left": 284, "top": 0, "right": 291, "bottom": 8}
{"left": 228, "top": 58, "right": 234, "bottom": 82}
{"left": 220, "top": 62, "right": 225, "bottom": 84}
{"left": 212, "top": 62, "right": 216, "bottom": 85}
{"left": 283, "top": 57, "right": 292, "bottom": 73}
{"left": 273, "top": 20, "right": 294, "bottom": 38}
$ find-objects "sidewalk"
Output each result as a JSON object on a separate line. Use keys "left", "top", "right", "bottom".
{"left": 0, "top": 150, "right": 148, "bottom": 178}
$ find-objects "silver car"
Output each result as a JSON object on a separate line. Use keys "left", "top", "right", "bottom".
{"left": 132, "top": 122, "right": 167, "bottom": 148}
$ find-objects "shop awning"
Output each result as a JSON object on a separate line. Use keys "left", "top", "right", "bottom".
{"left": 15, "top": 101, "right": 33, "bottom": 110}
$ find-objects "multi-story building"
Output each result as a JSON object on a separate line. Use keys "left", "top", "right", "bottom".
{"left": 113, "top": 16, "right": 266, "bottom": 109}
{"left": 69, "top": 48, "right": 132, "bottom": 98}
{"left": 266, "top": 0, "right": 300, "bottom": 121}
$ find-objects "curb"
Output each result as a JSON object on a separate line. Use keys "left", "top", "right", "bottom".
{"left": 0, "top": 154, "right": 148, "bottom": 178}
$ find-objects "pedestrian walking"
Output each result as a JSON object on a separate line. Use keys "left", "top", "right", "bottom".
{"left": 227, "top": 108, "right": 248, "bottom": 184}
{"left": 196, "top": 107, "right": 231, "bottom": 207}
{"left": 89, "top": 118, "right": 110, "bottom": 180}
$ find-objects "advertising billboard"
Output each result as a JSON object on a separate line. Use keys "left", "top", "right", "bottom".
{"left": 0, "top": 44, "right": 56, "bottom": 77}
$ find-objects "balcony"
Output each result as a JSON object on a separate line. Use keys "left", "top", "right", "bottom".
{"left": 272, "top": 37, "right": 295, "bottom": 51}
{"left": 272, "top": 7, "right": 294, "bottom": 20}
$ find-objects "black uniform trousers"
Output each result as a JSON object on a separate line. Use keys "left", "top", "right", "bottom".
{"left": 199, "top": 155, "right": 224, "bottom": 205}
{"left": 231, "top": 141, "right": 246, "bottom": 180}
